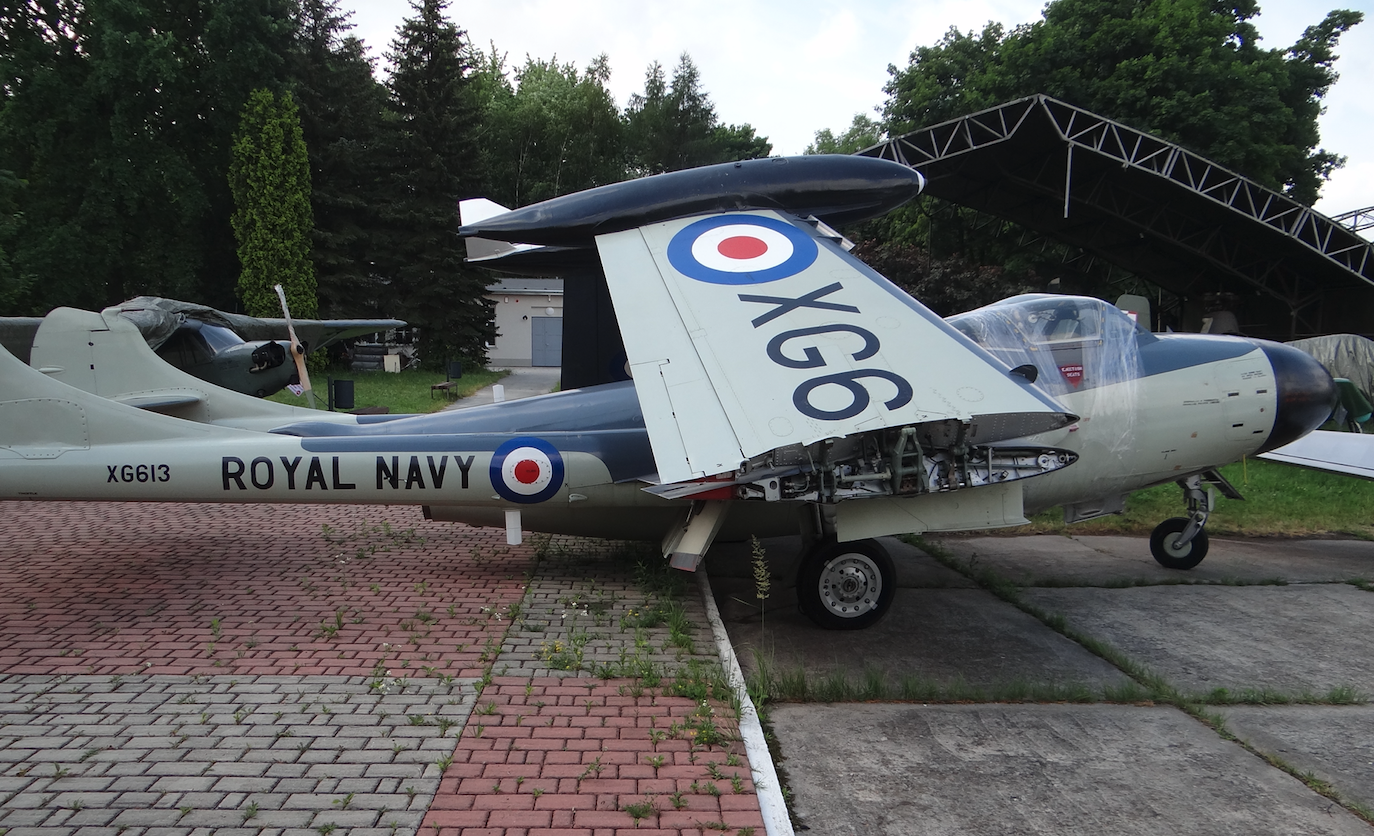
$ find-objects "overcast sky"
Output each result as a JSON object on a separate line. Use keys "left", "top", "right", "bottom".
{"left": 341, "top": 0, "right": 1372, "bottom": 217}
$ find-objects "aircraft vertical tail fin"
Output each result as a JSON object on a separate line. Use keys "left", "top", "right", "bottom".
{"left": 0, "top": 339, "right": 237, "bottom": 455}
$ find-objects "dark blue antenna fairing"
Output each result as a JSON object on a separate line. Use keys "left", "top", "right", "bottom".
{"left": 458, "top": 155, "right": 925, "bottom": 248}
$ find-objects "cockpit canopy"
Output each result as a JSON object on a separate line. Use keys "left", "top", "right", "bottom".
{"left": 949, "top": 295, "right": 1150, "bottom": 397}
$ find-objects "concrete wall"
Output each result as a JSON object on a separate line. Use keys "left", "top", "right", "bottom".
{"left": 487, "top": 289, "right": 562, "bottom": 367}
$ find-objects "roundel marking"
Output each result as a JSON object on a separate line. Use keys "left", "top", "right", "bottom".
{"left": 667, "top": 215, "right": 818, "bottom": 285}
{"left": 490, "top": 437, "right": 564, "bottom": 504}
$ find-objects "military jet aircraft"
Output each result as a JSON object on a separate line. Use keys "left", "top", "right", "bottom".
{"left": 0, "top": 297, "right": 404, "bottom": 398}
{"left": 0, "top": 155, "right": 1335, "bottom": 629}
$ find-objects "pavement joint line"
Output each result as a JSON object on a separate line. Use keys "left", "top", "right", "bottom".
{"left": 919, "top": 536, "right": 1374, "bottom": 826}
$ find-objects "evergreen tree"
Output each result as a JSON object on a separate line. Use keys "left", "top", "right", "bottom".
{"left": 0, "top": 0, "right": 292, "bottom": 314}
{"left": 288, "top": 0, "right": 390, "bottom": 317}
{"left": 624, "top": 53, "right": 770, "bottom": 175}
{"left": 229, "top": 88, "right": 317, "bottom": 319}
{"left": 379, "top": 0, "right": 494, "bottom": 365}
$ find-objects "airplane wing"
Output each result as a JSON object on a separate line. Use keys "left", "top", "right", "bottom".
{"left": 596, "top": 210, "right": 1075, "bottom": 485}
{"left": 1258, "top": 429, "right": 1374, "bottom": 480}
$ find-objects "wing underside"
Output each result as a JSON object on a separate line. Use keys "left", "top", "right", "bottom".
{"left": 1259, "top": 430, "right": 1374, "bottom": 480}
{"left": 596, "top": 210, "right": 1074, "bottom": 485}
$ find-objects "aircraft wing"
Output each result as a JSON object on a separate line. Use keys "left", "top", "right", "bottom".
{"left": 1258, "top": 429, "right": 1374, "bottom": 480}
{"left": 596, "top": 210, "right": 1075, "bottom": 485}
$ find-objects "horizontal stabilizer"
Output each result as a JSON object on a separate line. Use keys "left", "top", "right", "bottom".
{"left": 113, "top": 391, "right": 205, "bottom": 410}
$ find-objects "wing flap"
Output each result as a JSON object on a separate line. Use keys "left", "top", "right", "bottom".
{"left": 598, "top": 210, "right": 1073, "bottom": 484}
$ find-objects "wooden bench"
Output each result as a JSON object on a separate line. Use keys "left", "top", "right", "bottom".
{"left": 431, "top": 381, "right": 456, "bottom": 398}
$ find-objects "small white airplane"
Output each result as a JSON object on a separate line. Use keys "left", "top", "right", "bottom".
{"left": 0, "top": 155, "right": 1336, "bottom": 629}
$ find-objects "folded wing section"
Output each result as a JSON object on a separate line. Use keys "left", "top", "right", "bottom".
{"left": 597, "top": 210, "right": 1074, "bottom": 484}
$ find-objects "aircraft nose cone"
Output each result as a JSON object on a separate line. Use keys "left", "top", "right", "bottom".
{"left": 1255, "top": 341, "right": 1337, "bottom": 453}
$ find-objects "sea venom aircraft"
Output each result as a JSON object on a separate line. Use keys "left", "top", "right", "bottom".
{"left": 0, "top": 155, "right": 1336, "bottom": 629}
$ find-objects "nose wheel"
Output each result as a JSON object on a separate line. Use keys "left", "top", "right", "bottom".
{"left": 797, "top": 537, "right": 895, "bottom": 630}
{"left": 1149, "top": 474, "right": 1214, "bottom": 570}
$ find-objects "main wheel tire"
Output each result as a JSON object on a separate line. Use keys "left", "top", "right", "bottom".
{"left": 796, "top": 538, "right": 896, "bottom": 630}
{"left": 1150, "top": 517, "right": 1209, "bottom": 570}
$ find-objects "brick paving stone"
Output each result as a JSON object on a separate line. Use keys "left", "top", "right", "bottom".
{"left": 0, "top": 505, "right": 769, "bottom": 836}
{"left": 0, "top": 672, "right": 478, "bottom": 835}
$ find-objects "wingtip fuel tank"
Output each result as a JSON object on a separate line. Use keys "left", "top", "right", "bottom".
{"left": 457, "top": 155, "right": 925, "bottom": 247}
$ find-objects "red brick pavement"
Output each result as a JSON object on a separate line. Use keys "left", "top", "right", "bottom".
{"left": 424, "top": 676, "right": 766, "bottom": 836}
{"left": 0, "top": 501, "right": 531, "bottom": 677}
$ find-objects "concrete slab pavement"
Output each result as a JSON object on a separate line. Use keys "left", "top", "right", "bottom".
{"left": 739, "top": 532, "right": 1374, "bottom": 834}
{"left": 1023, "top": 583, "right": 1374, "bottom": 695}
{"left": 938, "top": 532, "right": 1374, "bottom": 586}
{"left": 770, "top": 702, "right": 1372, "bottom": 836}
{"left": 1219, "top": 705, "right": 1374, "bottom": 811}
{"left": 708, "top": 536, "right": 1129, "bottom": 691}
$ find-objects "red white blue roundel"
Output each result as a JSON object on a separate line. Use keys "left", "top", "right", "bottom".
{"left": 667, "top": 215, "right": 818, "bottom": 285}
{"left": 490, "top": 437, "right": 564, "bottom": 504}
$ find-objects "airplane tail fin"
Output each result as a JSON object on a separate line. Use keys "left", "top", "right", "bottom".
{"left": 0, "top": 338, "right": 237, "bottom": 457}
{"left": 458, "top": 198, "right": 540, "bottom": 262}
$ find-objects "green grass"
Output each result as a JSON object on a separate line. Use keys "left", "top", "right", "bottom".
{"left": 1011, "top": 458, "right": 1374, "bottom": 538}
{"left": 267, "top": 367, "right": 508, "bottom": 415}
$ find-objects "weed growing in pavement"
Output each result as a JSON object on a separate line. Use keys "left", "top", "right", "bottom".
{"left": 332, "top": 792, "right": 355, "bottom": 810}
{"left": 621, "top": 798, "right": 657, "bottom": 824}
{"left": 475, "top": 701, "right": 498, "bottom": 716}
{"left": 578, "top": 755, "right": 605, "bottom": 781}
{"left": 241, "top": 801, "right": 259, "bottom": 821}
{"left": 750, "top": 536, "right": 771, "bottom": 634}
{"left": 435, "top": 754, "right": 453, "bottom": 773}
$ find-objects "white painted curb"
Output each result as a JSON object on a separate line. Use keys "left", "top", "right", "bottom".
{"left": 697, "top": 567, "right": 795, "bottom": 836}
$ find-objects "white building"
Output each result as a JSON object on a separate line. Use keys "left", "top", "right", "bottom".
{"left": 485, "top": 278, "right": 563, "bottom": 367}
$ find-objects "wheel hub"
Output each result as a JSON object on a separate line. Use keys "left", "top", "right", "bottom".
{"left": 819, "top": 554, "right": 882, "bottom": 618}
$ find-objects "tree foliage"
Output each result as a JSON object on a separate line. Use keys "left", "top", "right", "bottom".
{"left": 377, "top": 0, "right": 493, "bottom": 365}
{"left": 883, "top": 0, "right": 1364, "bottom": 204}
{"left": 805, "top": 113, "right": 883, "bottom": 155}
{"left": 0, "top": 0, "right": 292, "bottom": 314}
{"left": 288, "top": 0, "right": 390, "bottom": 318}
{"left": 229, "top": 88, "right": 317, "bottom": 319}
{"left": 474, "top": 51, "right": 625, "bottom": 207}
{"left": 624, "top": 53, "right": 770, "bottom": 175}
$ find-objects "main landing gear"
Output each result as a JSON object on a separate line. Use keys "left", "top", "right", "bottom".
{"left": 1149, "top": 474, "right": 1214, "bottom": 570}
{"left": 796, "top": 537, "right": 896, "bottom": 630}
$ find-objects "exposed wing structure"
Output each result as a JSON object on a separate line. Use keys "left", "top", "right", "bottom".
{"left": 596, "top": 210, "right": 1075, "bottom": 484}
{"left": 1259, "top": 429, "right": 1374, "bottom": 480}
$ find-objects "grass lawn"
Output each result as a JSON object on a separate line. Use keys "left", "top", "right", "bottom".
{"left": 267, "top": 367, "right": 508, "bottom": 415}
{"left": 1015, "top": 457, "right": 1374, "bottom": 539}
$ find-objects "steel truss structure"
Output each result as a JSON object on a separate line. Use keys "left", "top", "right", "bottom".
{"left": 862, "top": 95, "right": 1374, "bottom": 338}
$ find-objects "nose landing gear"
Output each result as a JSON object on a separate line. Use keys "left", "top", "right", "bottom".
{"left": 1150, "top": 473, "right": 1229, "bottom": 569}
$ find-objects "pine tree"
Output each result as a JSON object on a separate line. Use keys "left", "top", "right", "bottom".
{"left": 229, "top": 89, "right": 318, "bottom": 319}
{"left": 288, "top": 0, "right": 390, "bottom": 318}
{"left": 378, "top": 0, "right": 494, "bottom": 366}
